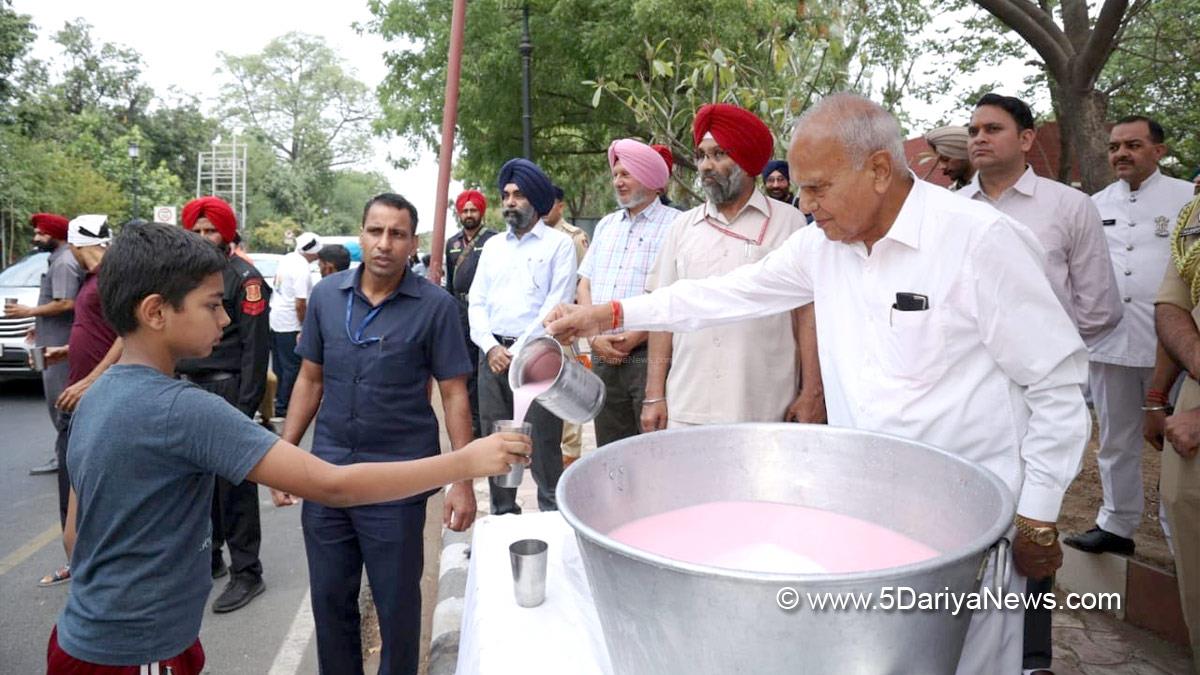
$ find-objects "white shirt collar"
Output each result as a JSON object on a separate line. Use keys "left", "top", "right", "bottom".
{"left": 505, "top": 219, "right": 548, "bottom": 241}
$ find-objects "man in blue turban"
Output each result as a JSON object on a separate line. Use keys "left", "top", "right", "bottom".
{"left": 761, "top": 159, "right": 800, "bottom": 209}
{"left": 468, "top": 157, "right": 579, "bottom": 514}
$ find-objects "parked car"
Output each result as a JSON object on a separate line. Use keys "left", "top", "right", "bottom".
{"left": 247, "top": 252, "right": 284, "bottom": 289}
{"left": 0, "top": 252, "right": 49, "bottom": 379}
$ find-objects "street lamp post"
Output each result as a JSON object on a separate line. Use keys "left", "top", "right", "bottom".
{"left": 128, "top": 141, "right": 140, "bottom": 221}
{"left": 519, "top": 3, "right": 533, "bottom": 160}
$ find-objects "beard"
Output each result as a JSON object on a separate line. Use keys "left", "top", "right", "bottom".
{"left": 33, "top": 239, "right": 57, "bottom": 252}
{"left": 502, "top": 203, "right": 537, "bottom": 231}
{"left": 460, "top": 216, "right": 481, "bottom": 230}
{"left": 616, "top": 185, "right": 654, "bottom": 210}
{"left": 701, "top": 164, "right": 748, "bottom": 205}
{"left": 765, "top": 186, "right": 791, "bottom": 201}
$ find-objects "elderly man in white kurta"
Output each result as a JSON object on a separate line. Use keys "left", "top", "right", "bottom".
{"left": 1064, "top": 116, "right": 1197, "bottom": 556}
{"left": 546, "top": 93, "right": 1089, "bottom": 674}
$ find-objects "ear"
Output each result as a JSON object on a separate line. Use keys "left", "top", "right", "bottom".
{"left": 136, "top": 294, "right": 169, "bottom": 332}
{"left": 1019, "top": 128, "right": 1037, "bottom": 153}
{"left": 869, "top": 150, "right": 894, "bottom": 194}
{"left": 1153, "top": 143, "right": 1168, "bottom": 162}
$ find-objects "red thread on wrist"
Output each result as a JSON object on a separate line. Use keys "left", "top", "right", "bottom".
{"left": 610, "top": 300, "right": 623, "bottom": 331}
{"left": 1145, "top": 389, "right": 1169, "bottom": 405}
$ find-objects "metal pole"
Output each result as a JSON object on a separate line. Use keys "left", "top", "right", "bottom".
{"left": 131, "top": 159, "right": 139, "bottom": 221}
{"left": 520, "top": 3, "right": 533, "bottom": 160}
{"left": 428, "top": 0, "right": 469, "bottom": 287}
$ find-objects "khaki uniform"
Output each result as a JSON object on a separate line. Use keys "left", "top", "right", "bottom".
{"left": 552, "top": 219, "right": 589, "bottom": 459}
{"left": 1153, "top": 194, "right": 1200, "bottom": 667}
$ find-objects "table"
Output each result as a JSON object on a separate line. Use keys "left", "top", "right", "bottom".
{"left": 456, "top": 512, "right": 614, "bottom": 675}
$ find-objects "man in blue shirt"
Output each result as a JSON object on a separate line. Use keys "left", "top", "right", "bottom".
{"left": 272, "top": 193, "right": 478, "bottom": 675}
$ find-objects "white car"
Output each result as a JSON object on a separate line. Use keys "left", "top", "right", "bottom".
{"left": 0, "top": 252, "right": 49, "bottom": 379}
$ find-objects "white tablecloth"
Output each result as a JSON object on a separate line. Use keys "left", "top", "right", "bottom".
{"left": 455, "top": 512, "right": 614, "bottom": 675}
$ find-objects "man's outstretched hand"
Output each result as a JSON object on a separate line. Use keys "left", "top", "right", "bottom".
{"left": 544, "top": 303, "right": 614, "bottom": 343}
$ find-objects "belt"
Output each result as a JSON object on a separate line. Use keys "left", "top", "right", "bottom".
{"left": 494, "top": 334, "right": 518, "bottom": 348}
{"left": 179, "top": 371, "right": 237, "bottom": 384}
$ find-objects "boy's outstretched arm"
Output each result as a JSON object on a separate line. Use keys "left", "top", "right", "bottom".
{"left": 248, "top": 433, "right": 530, "bottom": 509}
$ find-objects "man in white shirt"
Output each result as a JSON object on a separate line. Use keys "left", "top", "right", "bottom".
{"left": 961, "top": 93, "right": 1123, "bottom": 674}
{"left": 577, "top": 138, "right": 679, "bottom": 446}
{"left": 469, "top": 158, "right": 577, "bottom": 514}
{"left": 645, "top": 103, "right": 814, "bottom": 431}
{"left": 1064, "top": 116, "right": 1196, "bottom": 557}
{"left": 269, "top": 231, "right": 321, "bottom": 417}
{"left": 547, "top": 92, "right": 1089, "bottom": 674}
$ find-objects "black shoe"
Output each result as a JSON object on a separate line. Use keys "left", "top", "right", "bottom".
{"left": 1063, "top": 526, "right": 1135, "bottom": 555}
{"left": 211, "top": 558, "right": 228, "bottom": 580}
{"left": 29, "top": 457, "right": 59, "bottom": 475}
{"left": 212, "top": 576, "right": 265, "bottom": 613}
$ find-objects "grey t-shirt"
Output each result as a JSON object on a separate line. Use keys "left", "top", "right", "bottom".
{"left": 35, "top": 244, "right": 83, "bottom": 348}
{"left": 56, "top": 364, "right": 277, "bottom": 665}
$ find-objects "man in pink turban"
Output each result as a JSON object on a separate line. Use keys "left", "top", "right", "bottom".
{"left": 572, "top": 139, "right": 679, "bottom": 447}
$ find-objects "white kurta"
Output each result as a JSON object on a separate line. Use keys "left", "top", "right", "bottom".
{"left": 647, "top": 190, "right": 806, "bottom": 424}
{"left": 621, "top": 178, "right": 1092, "bottom": 673}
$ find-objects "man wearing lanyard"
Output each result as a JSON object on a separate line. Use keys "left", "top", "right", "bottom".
{"left": 547, "top": 92, "right": 1089, "bottom": 673}
{"left": 644, "top": 103, "right": 817, "bottom": 432}
{"left": 468, "top": 158, "right": 577, "bottom": 514}
{"left": 445, "top": 189, "right": 497, "bottom": 439}
{"left": 270, "top": 193, "right": 478, "bottom": 674}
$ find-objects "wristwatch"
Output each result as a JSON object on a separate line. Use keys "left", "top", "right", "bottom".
{"left": 1014, "top": 515, "right": 1058, "bottom": 546}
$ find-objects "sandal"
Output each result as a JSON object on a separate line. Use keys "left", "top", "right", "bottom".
{"left": 38, "top": 565, "right": 70, "bottom": 587}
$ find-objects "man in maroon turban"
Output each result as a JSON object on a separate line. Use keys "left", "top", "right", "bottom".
{"left": 179, "top": 196, "right": 273, "bottom": 613}
{"left": 638, "top": 103, "right": 823, "bottom": 433}
{"left": 9, "top": 213, "right": 84, "bottom": 479}
{"left": 445, "top": 189, "right": 498, "bottom": 439}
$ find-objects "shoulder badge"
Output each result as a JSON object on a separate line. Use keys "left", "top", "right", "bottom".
{"left": 242, "top": 279, "right": 266, "bottom": 316}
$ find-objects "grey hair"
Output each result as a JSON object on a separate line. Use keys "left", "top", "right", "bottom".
{"left": 792, "top": 92, "right": 909, "bottom": 175}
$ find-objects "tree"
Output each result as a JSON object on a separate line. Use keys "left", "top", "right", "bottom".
{"left": 0, "top": 1, "right": 34, "bottom": 107}
{"left": 970, "top": 0, "right": 1150, "bottom": 193}
{"left": 218, "top": 32, "right": 376, "bottom": 222}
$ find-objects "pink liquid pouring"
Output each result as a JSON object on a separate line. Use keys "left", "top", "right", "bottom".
{"left": 511, "top": 345, "right": 562, "bottom": 423}
{"left": 608, "top": 500, "right": 939, "bottom": 574}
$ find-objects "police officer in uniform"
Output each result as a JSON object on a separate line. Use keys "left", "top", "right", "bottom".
{"left": 178, "top": 196, "right": 272, "bottom": 613}
{"left": 446, "top": 189, "right": 497, "bottom": 438}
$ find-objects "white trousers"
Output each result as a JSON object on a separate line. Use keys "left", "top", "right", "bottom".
{"left": 1089, "top": 362, "right": 1152, "bottom": 539}
{"left": 955, "top": 544, "right": 1025, "bottom": 674}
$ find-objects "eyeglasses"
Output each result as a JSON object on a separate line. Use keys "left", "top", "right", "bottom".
{"left": 694, "top": 149, "right": 729, "bottom": 165}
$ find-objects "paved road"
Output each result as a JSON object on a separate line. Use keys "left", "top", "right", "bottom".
{"left": 0, "top": 378, "right": 323, "bottom": 673}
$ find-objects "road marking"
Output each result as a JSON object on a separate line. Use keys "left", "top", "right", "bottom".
{"left": 267, "top": 589, "right": 314, "bottom": 675}
{"left": 0, "top": 523, "right": 59, "bottom": 576}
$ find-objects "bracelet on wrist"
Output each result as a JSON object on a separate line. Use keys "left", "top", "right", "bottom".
{"left": 642, "top": 397, "right": 665, "bottom": 405}
{"left": 1141, "top": 404, "right": 1171, "bottom": 412}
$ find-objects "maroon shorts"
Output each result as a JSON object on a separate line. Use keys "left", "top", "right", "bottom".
{"left": 46, "top": 626, "right": 205, "bottom": 675}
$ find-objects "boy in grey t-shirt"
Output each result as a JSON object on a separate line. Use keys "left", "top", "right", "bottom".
{"left": 49, "top": 223, "right": 531, "bottom": 672}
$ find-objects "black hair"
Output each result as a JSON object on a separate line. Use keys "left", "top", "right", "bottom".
{"left": 99, "top": 222, "right": 227, "bottom": 336}
{"left": 361, "top": 192, "right": 418, "bottom": 235}
{"left": 1114, "top": 115, "right": 1165, "bottom": 144}
{"left": 317, "top": 244, "right": 352, "bottom": 272}
{"left": 421, "top": 253, "right": 431, "bottom": 266}
{"left": 974, "top": 93, "right": 1035, "bottom": 131}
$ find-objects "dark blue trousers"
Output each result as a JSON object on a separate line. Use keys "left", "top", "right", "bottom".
{"left": 270, "top": 330, "right": 302, "bottom": 415}
{"left": 302, "top": 499, "right": 426, "bottom": 675}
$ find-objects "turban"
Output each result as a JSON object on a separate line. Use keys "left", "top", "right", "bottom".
{"left": 607, "top": 139, "right": 669, "bottom": 191}
{"left": 295, "top": 232, "right": 323, "bottom": 255}
{"left": 553, "top": 185, "right": 565, "bottom": 201}
{"left": 924, "top": 126, "right": 969, "bottom": 161}
{"left": 761, "top": 159, "right": 789, "bottom": 181}
{"left": 651, "top": 144, "right": 674, "bottom": 175}
{"left": 692, "top": 103, "right": 774, "bottom": 176}
{"left": 31, "top": 213, "right": 69, "bottom": 241}
{"left": 181, "top": 196, "right": 238, "bottom": 244}
{"left": 497, "top": 158, "right": 555, "bottom": 217}
{"left": 68, "top": 215, "right": 111, "bottom": 247}
{"left": 455, "top": 190, "right": 487, "bottom": 215}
